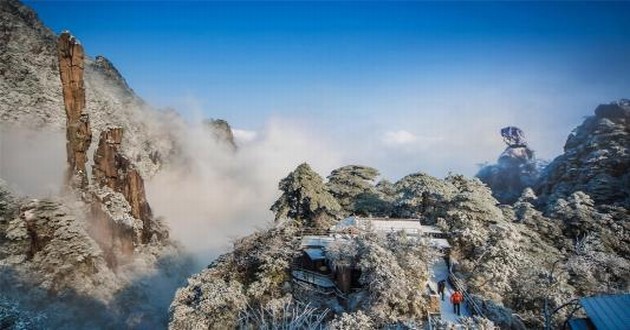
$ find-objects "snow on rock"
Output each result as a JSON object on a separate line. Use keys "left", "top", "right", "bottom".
{"left": 91, "top": 127, "right": 168, "bottom": 245}
{"left": 537, "top": 100, "right": 630, "bottom": 207}
{"left": 0, "top": 198, "right": 120, "bottom": 299}
{"left": 169, "top": 270, "right": 247, "bottom": 330}
{"left": 0, "top": 184, "right": 192, "bottom": 328}
{"left": 0, "top": 0, "right": 179, "bottom": 179}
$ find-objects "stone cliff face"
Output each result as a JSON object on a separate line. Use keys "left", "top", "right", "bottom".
{"left": 536, "top": 100, "right": 630, "bottom": 207}
{"left": 57, "top": 32, "right": 92, "bottom": 190}
{"left": 92, "top": 127, "right": 157, "bottom": 243}
{"left": 92, "top": 55, "right": 133, "bottom": 95}
{"left": 1, "top": 198, "right": 119, "bottom": 297}
{"left": 0, "top": 0, "right": 177, "bottom": 178}
{"left": 0, "top": 2, "right": 192, "bottom": 328}
{"left": 205, "top": 118, "right": 237, "bottom": 150}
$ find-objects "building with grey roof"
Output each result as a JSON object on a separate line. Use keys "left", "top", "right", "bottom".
{"left": 568, "top": 294, "right": 630, "bottom": 330}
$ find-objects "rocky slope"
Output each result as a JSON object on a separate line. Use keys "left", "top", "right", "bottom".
{"left": 0, "top": 0, "right": 176, "bottom": 178}
{"left": 536, "top": 99, "right": 630, "bottom": 208}
{"left": 0, "top": 2, "right": 195, "bottom": 328}
{"left": 0, "top": 176, "right": 193, "bottom": 328}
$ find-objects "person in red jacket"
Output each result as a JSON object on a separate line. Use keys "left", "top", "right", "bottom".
{"left": 450, "top": 290, "right": 464, "bottom": 315}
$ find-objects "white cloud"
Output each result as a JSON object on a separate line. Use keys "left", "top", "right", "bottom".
{"left": 232, "top": 129, "right": 258, "bottom": 143}
{"left": 382, "top": 130, "right": 418, "bottom": 145}
{"left": 146, "top": 117, "right": 342, "bottom": 260}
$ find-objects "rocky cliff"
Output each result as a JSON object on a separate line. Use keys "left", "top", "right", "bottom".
{"left": 0, "top": 2, "right": 190, "bottom": 327}
{"left": 0, "top": 0, "right": 176, "bottom": 178}
{"left": 204, "top": 118, "right": 237, "bottom": 150}
{"left": 537, "top": 99, "right": 630, "bottom": 208}
{"left": 57, "top": 31, "right": 92, "bottom": 190}
{"left": 92, "top": 127, "right": 168, "bottom": 248}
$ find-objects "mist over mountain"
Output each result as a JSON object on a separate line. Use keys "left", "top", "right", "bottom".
{"left": 1, "top": 0, "right": 628, "bottom": 329}
{"left": 170, "top": 102, "right": 628, "bottom": 329}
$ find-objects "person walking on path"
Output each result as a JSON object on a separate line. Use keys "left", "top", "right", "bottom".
{"left": 451, "top": 290, "right": 464, "bottom": 316}
{"left": 437, "top": 279, "right": 446, "bottom": 301}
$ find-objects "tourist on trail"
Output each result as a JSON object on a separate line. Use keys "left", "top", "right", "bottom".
{"left": 437, "top": 279, "right": 446, "bottom": 301}
{"left": 451, "top": 290, "right": 463, "bottom": 316}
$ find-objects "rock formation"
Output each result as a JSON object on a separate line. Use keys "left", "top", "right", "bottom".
{"left": 1, "top": 198, "right": 118, "bottom": 296}
{"left": 92, "top": 55, "right": 133, "bottom": 95}
{"left": 57, "top": 32, "right": 92, "bottom": 189}
{"left": 204, "top": 118, "right": 237, "bottom": 150}
{"left": 536, "top": 99, "right": 630, "bottom": 207}
{"left": 0, "top": 0, "right": 178, "bottom": 179}
{"left": 0, "top": 0, "right": 63, "bottom": 126}
{"left": 477, "top": 126, "right": 540, "bottom": 204}
{"left": 93, "top": 127, "right": 152, "bottom": 225}
{"left": 0, "top": 2, "right": 189, "bottom": 328}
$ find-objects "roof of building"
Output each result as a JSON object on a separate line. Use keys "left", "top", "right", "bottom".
{"left": 579, "top": 294, "right": 630, "bottom": 330}
{"left": 429, "top": 238, "right": 451, "bottom": 250}
{"left": 333, "top": 216, "right": 447, "bottom": 243}
{"left": 304, "top": 248, "right": 326, "bottom": 260}
{"left": 301, "top": 235, "right": 348, "bottom": 248}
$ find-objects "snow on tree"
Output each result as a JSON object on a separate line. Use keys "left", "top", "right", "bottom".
{"left": 326, "top": 165, "right": 379, "bottom": 215}
{"left": 441, "top": 175, "right": 504, "bottom": 261}
{"left": 376, "top": 179, "right": 396, "bottom": 197}
{"left": 238, "top": 296, "right": 329, "bottom": 329}
{"left": 329, "top": 310, "right": 375, "bottom": 329}
{"left": 271, "top": 163, "right": 341, "bottom": 229}
{"left": 392, "top": 172, "right": 458, "bottom": 220}
{"left": 169, "top": 273, "right": 247, "bottom": 329}
{"left": 169, "top": 220, "right": 304, "bottom": 328}
{"left": 354, "top": 232, "right": 430, "bottom": 325}
{"left": 449, "top": 178, "right": 564, "bottom": 322}
{"left": 353, "top": 179, "right": 397, "bottom": 217}
{"left": 0, "top": 296, "right": 47, "bottom": 330}
{"left": 459, "top": 316, "right": 498, "bottom": 330}
{"left": 384, "top": 231, "right": 435, "bottom": 286}
{"left": 565, "top": 233, "right": 630, "bottom": 295}
{"left": 548, "top": 191, "right": 630, "bottom": 293}
{"left": 465, "top": 297, "right": 526, "bottom": 330}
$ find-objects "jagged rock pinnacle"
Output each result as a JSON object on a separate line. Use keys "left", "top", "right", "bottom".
{"left": 57, "top": 31, "right": 92, "bottom": 190}
{"left": 92, "top": 127, "right": 154, "bottom": 242}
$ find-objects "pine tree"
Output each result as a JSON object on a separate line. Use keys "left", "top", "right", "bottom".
{"left": 326, "top": 165, "right": 379, "bottom": 215}
{"left": 270, "top": 163, "right": 341, "bottom": 229}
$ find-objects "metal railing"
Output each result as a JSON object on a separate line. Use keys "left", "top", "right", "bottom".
{"left": 448, "top": 271, "right": 485, "bottom": 318}
{"left": 291, "top": 267, "right": 348, "bottom": 300}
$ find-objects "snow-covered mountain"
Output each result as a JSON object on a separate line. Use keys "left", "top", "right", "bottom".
{"left": 0, "top": 0, "right": 177, "bottom": 178}
{"left": 537, "top": 99, "right": 630, "bottom": 208}
{"left": 0, "top": 1, "right": 194, "bottom": 328}
{"left": 0, "top": 0, "right": 627, "bottom": 329}
{"left": 169, "top": 103, "right": 628, "bottom": 329}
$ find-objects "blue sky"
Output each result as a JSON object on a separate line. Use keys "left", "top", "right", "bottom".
{"left": 26, "top": 1, "right": 630, "bottom": 179}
